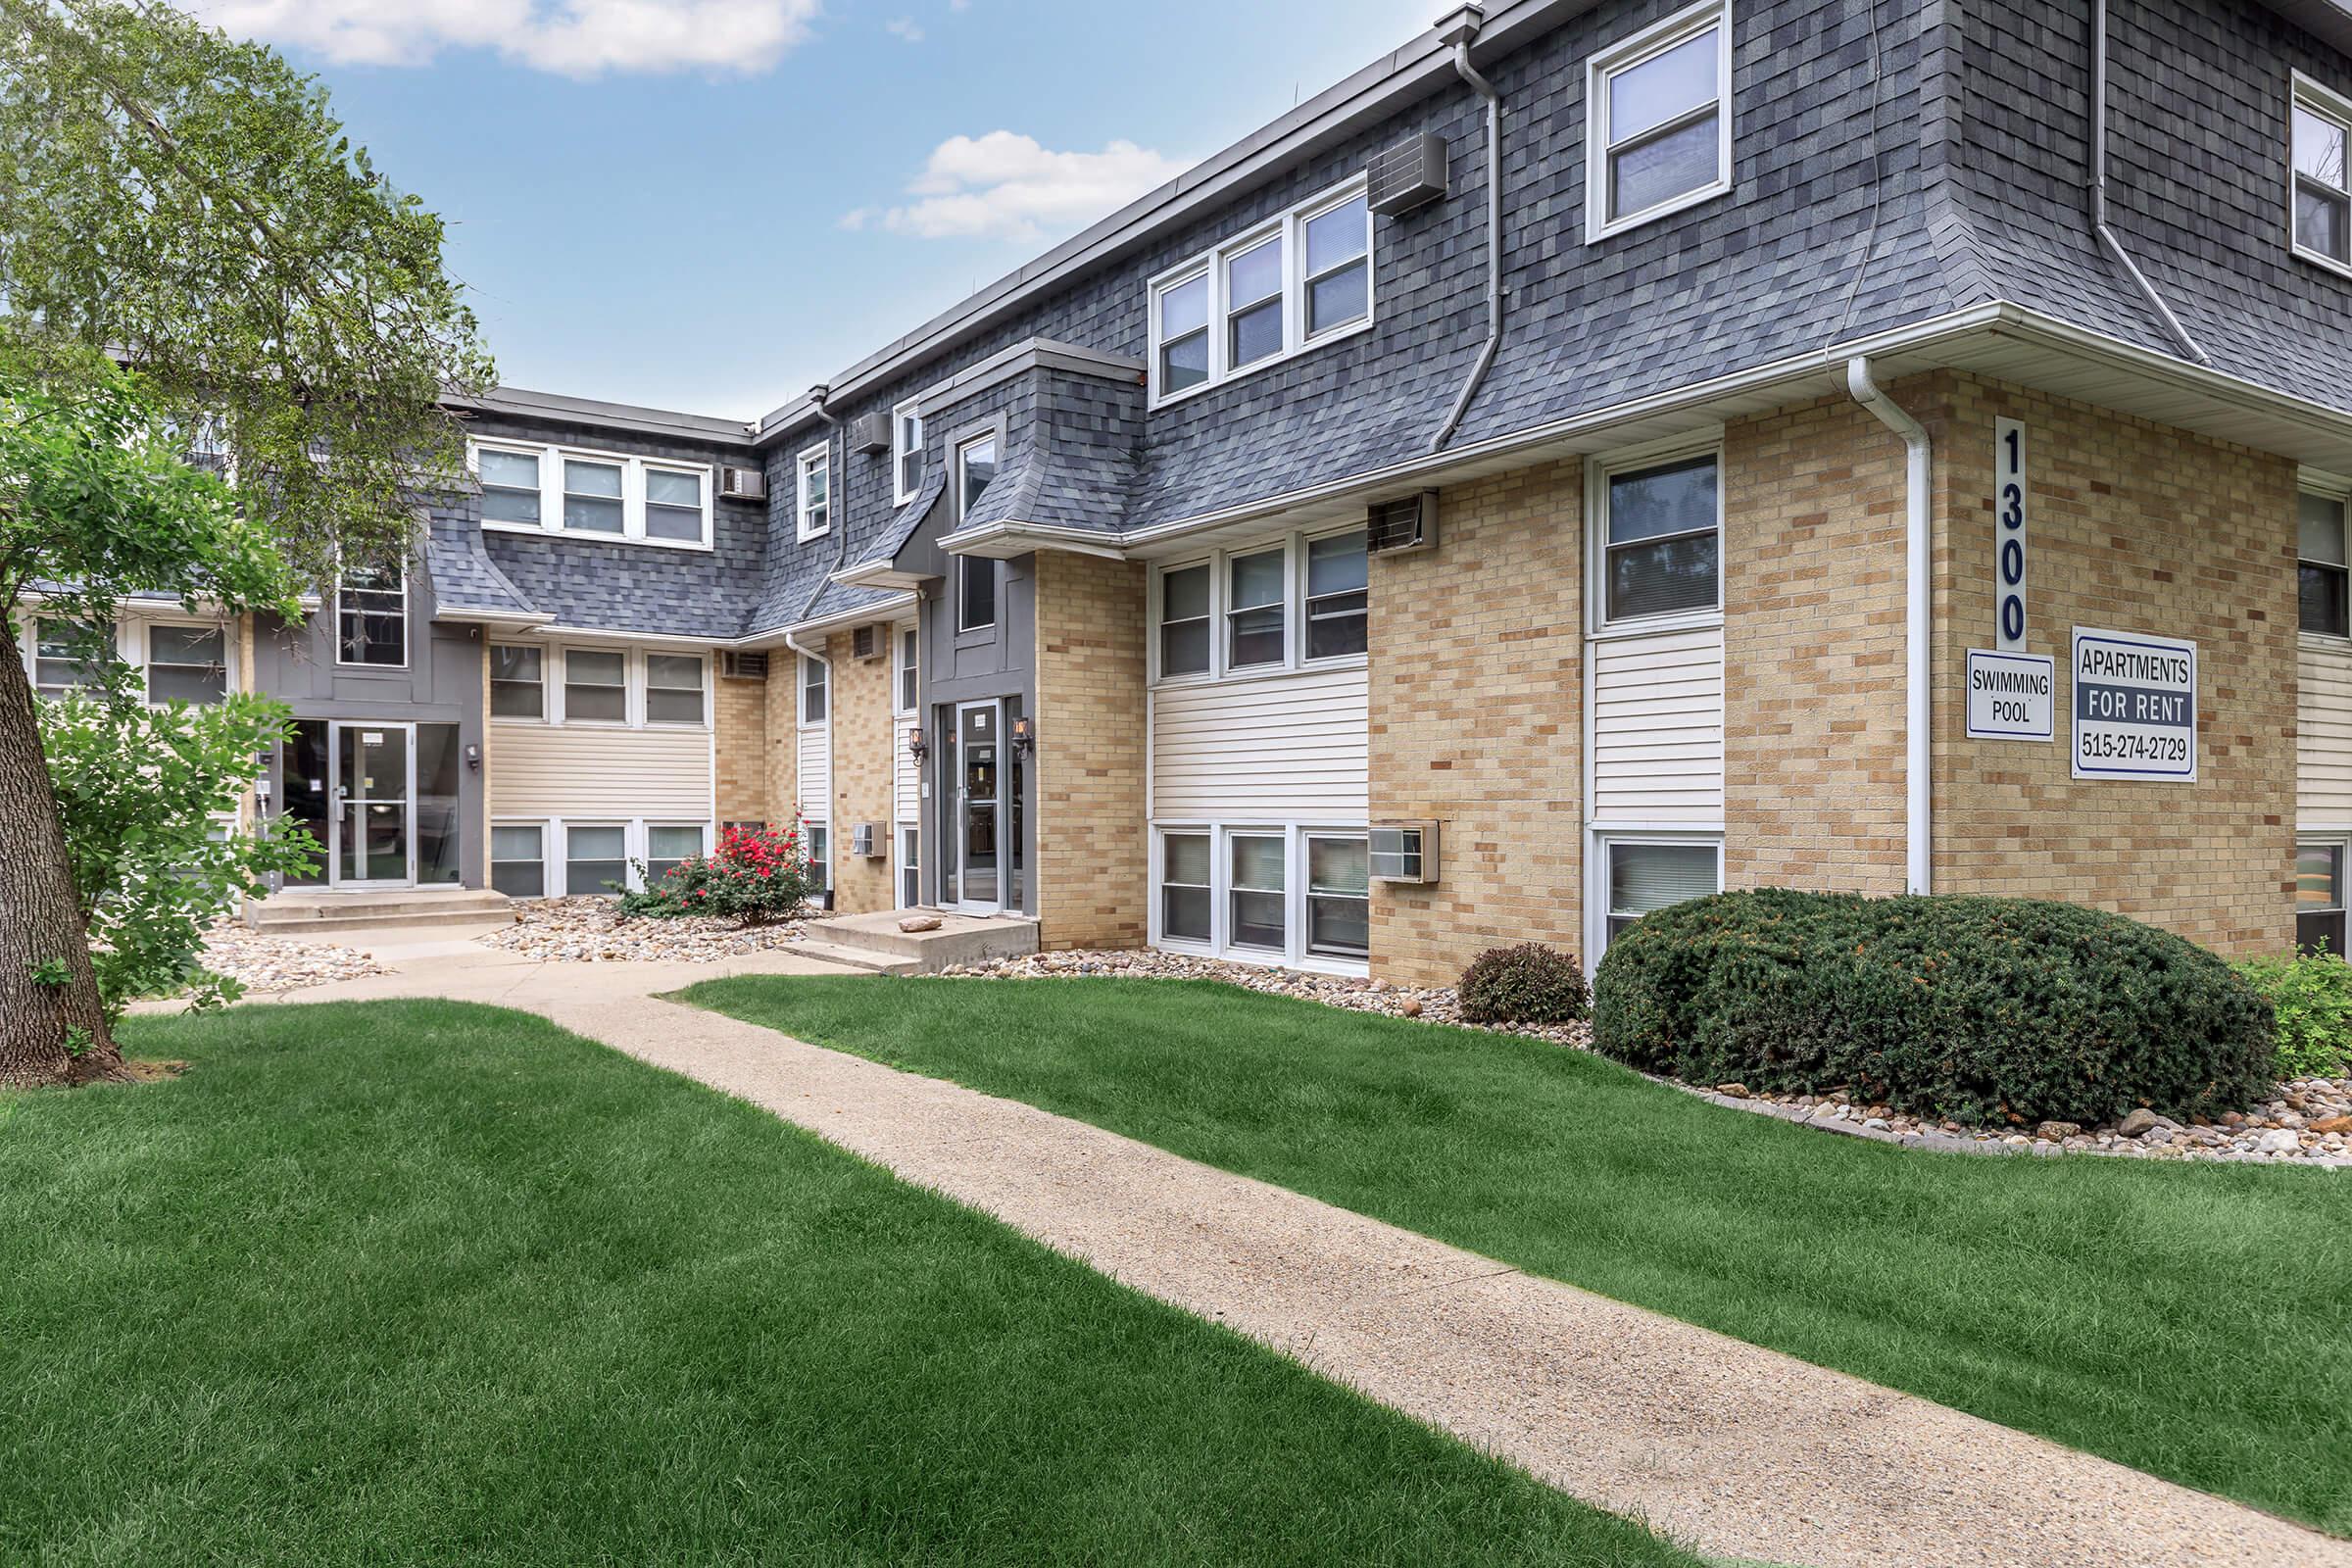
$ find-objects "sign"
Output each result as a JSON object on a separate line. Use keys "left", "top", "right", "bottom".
{"left": 1965, "top": 649, "right": 2054, "bottom": 740}
{"left": 1994, "top": 417, "right": 2028, "bottom": 650}
{"left": 2071, "top": 627, "right": 2196, "bottom": 781}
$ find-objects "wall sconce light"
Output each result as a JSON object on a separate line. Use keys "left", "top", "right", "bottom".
{"left": 906, "top": 724, "right": 929, "bottom": 764}
{"left": 1010, "top": 715, "right": 1034, "bottom": 759}
{"left": 464, "top": 743, "right": 481, "bottom": 772}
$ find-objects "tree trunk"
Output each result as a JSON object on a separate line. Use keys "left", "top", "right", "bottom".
{"left": 0, "top": 634, "right": 120, "bottom": 1087}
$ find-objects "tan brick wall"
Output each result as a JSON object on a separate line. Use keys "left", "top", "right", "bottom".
{"left": 713, "top": 663, "right": 768, "bottom": 827}
{"left": 827, "top": 627, "right": 897, "bottom": 915}
{"left": 1367, "top": 459, "right": 1584, "bottom": 987}
{"left": 763, "top": 656, "right": 798, "bottom": 833}
{"left": 1923, "top": 372, "right": 2296, "bottom": 955}
{"left": 1723, "top": 394, "right": 1911, "bottom": 894}
{"left": 1033, "top": 550, "right": 1148, "bottom": 950}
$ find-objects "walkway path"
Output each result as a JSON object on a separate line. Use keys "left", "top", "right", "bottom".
{"left": 233, "top": 933, "right": 2350, "bottom": 1568}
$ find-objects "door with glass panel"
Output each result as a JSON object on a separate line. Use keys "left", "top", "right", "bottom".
{"left": 329, "top": 721, "right": 414, "bottom": 887}
{"left": 954, "top": 702, "right": 1003, "bottom": 913}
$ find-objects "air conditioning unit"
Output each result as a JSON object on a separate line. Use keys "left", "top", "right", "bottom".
{"left": 720, "top": 651, "right": 769, "bottom": 680}
{"left": 850, "top": 822, "right": 887, "bottom": 858}
{"left": 1366, "top": 132, "right": 1447, "bottom": 217}
{"left": 848, "top": 412, "right": 891, "bottom": 454}
{"left": 1369, "top": 821, "right": 1440, "bottom": 884}
{"left": 1367, "top": 491, "right": 1438, "bottom": 556}
{"left": 717, "top": 465, "right": 766, "bottom": 501}
{"left": 851, "top": 624, "right": 885, "bottom": 662}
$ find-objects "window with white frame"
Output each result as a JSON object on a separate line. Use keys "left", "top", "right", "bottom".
{"left": 645, "top": 654, "right": 707, "bottom": 725}
{"left": 1603, "top": 839, "right": 1720, "bottom": 945}
{"left": 564, "top": 649, "right": 627, "bottom": 723}
{"left": 797, "top": 445, "right": 830, "bottom": 541}
{"left": 1304, "top": 529, "right": 1368, "bottom": 659}
{"left": 336, "top": 561, "right": 407, "bottom": 666}
{"left": 647, "top": 824, "right": 706, "bottom": 883}
{"left": 645, "top": 467, "right": 707, "bottom": 543}
{"left": 893, "top": 399, "right": 925, "bottom": 505}
{"left": 1226, "top": 548, "right": 1286, "bottom": 669}
{"left": 145, "top": 623, "right": 226, "bottom": 704}
{"left": 562, "top": 456, "right": 626, "bottom": 535}
{"left": 1149, "top": 177, "right": 1375, "bottom": 404}
{"left": 1587, "top": 1, "right": 1733, "bottom": 240}
{"left": 1304, "top": 834, "right": 1370, "bottom": 959}
{"left": 491, "top": 824, "right": 547, "bottom": 898}
{"left": 957, "top": 432, "right": 998, "bottom": 516}
{"left": 807, "top": 822, "right": 832, "bottom": 891}
{"left": 470, "top": 441, "right": 712, "bottom": 548}
{"left": 2303, "top": 488, "right": 2349, "bottom": 637}
{"left": 32, "top": 618, "right": 115, "bottom": 696}
{"left": 478, "top": 448, "right": 543, "bottom": 525}
{"left": 565, "top": 824, "right": 628, "bottom": 897}
{"left": 1161, "top": 832, "right": 1212, "bottom": 943}
{"left": 1151, "top": 527, "right": 1374, "bottom": 683}
{"left": 801, "top": 654, "right": 828, "bottom": 724}
{"left": 1158, "top": 563, "right": 1212, "bottom": 677}
{"left": 1228, "top": 833, "right": 1288, "bottom": 952}
{"left": 490, "top": 645, "right": 545, "bottom": 719}
{"left": 2299, "top": 842, "right": 2347, "bottom": 956}
{"left": 2294, "top": 74, "right": 2352, "bottom": 270}
{"left": 900, "top": 824, "right": 921, "bottom": 907}
{"left": 896, "top": 627, "right": 919, "bottom": 712}
{"left": 1598, "top": 451, "right": 1721, "bottom": 625}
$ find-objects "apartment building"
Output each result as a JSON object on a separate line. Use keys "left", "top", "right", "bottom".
{"left": 30, "top": 0, "right": 2352, "bottom": 982}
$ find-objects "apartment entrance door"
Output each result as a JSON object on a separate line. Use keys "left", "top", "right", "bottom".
{"left": 330, "top": 720, "right": 415, "bottom": 888}
{"left": 953, "top": 700, "right": 1001, "bottom": 913}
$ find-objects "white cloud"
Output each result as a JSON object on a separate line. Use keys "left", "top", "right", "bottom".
{"left": 846, "top": 130, "right": 1188, "bottom": 244}
{"left": 193, "top": 0, "right": 820, "bottom": 75}
{"left": 884, "top": 16, "right": 923, "bottom": 42}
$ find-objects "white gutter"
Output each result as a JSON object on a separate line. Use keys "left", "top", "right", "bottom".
{"left": 2089, "top": 0, "right": 2209, "bottom": 367}
{"left": 1845, "top": 357, "right": 1932, "bottom": 897}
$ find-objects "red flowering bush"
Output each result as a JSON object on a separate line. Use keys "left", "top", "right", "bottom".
{"left": 617, "top": 820, "right": 819, "bottom": 926}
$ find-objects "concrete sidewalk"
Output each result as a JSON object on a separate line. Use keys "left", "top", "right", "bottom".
{"left": 236, "top": 938, "right": 2348, "bottom": 1568}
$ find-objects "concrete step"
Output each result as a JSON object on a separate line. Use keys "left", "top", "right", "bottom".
{"left": 813, "top": 910, "right": 1040, "bottom": 971}
{"left": 247, "top": 888, "right": 514, "bottom": 934}
{"left": 257, "top": 908, "right": 518, "bottom": 936}
{"left": 788, "top": 940, "right": 921, "bottom": 976}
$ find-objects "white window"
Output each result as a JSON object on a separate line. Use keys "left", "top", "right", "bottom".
{"left": 469, "top": 440, "right": 712, "bottom": 549}
{"left": 1148, "top": 176, "right": 1375, "bottom": 405}
{"left": 807, "top": 822, "right": 832, "bottom": 892}
{"left": 2299, "top": 841, "right": 2347, "bottom": 956}
{"left": 645, "top": 654, "right": 707, "bottom": 725}
{"left": 956, "top": 432, "right": 998, "bottom": 518}
{"left": 899, "top": 824, "right": 921, "bottom": 907}
{"left": 563, "top": 456, "right": 626, "bottom": 535}
{"left": 1158, "top": 563, "right": 1212, "bottom": 677}
{"left": 1587, "top": 0, "right": 1733, "bottom": 241}
{"left": 893, "top": 398, "right": 925, "bottom": 505}
{"left": 564, "top": 649, "right": 627, "bottom": 724}
{"left": 1304, "top": 834, "right": 1370, "bottom": 960}
{"left": 478, "top": 447, "right": 543, "bottom": 525}
{"left": 2294, "top": 74, "right": 2352, "bottom": 271}
{"left": 1149, "top": 526, "right": 1374, "bottom": 683}
{"left": 1228, "top": 833, "right": 1288, "bottom": 952}
{"left": 336, "top": 561, "right": 406, "bottom": 667}
{"left": 644, "top": 466, "right": 708, "bottom": 543}
{"left": 145, "top": 622, "right": 227, "bottom": 704}
{"left": 801, "top": 654, "right": 828, "bottom": 724}
{"left": 896, "top": 626, "right": 919, "bottom": 713}
{"left": 2302, "top": 488, "right": 2349, "bottom": 637}
{"left": 1160, "top": 831, "right": 1212, "bottom": 943}
{"left": 647, "top": 823, "right": 707, "bottom": 883}
{"left": 1226, "top": 548, "right": 1286, "bottom": 669}
{"left": 491, "top": 823, "right": 547, "bottom": 898}
{"left": 490, "top": 645, "right": 545, "bottom": 719}
{"left": 797, "top": 444, "right": 831, "bottom": 541}
{"left": 1304, "top": 529, "right": 1368, "bottom": 660}
{"left": 32, "top": 618, "right": 115, "bottom": 697}
{"left": 565, "top": 824, "right": 629, "bottom": 898}
{"left": 1601, "top": 838, "right": 1721, "bottom": 948}
{"left": 1595, "top": 448, "right": 1722, "bottom": 627}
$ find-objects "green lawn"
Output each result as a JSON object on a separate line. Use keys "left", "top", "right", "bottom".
{"left": 0, "top": 1001, "right": 1698, "bottom": 1568}
{"left": 682, "top": 974, "right": 2352, "bottom": 1537}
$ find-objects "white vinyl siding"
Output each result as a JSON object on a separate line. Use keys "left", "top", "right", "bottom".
{"left": 488, "top": 726, "right": 713, "bottom": 819}
{"left": 1589, "top": 625, "right": 1725, "bottom": 825}
{"left": 894, "top": 739, "right": 920, "bottom": 825}
{"left": 798, "top": 727, "right": 829, "bottom": 825}
{"left": 1150, "top": 664, "right": 1367, "bottom": 820}
{"left": 2300, "top": 637, "right": 2352, "bottom": 826}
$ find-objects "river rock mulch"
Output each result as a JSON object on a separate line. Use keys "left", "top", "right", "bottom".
{"left": 936, "top": 948, "right": 2352, "bottom": 1166}
{"left": 200, "top": 920, "right": 392, "bottom": 993}
{"left": 475, "top": 897, "right": 816, "bottom": 962}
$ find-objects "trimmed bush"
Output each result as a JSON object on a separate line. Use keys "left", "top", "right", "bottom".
{"left": 2230, "top": 951, "right": 2352, "bottom": 1079}
{"left": 1592, "top": 890, "right": 2273, "bottom": 1126}
{"left": 617, "top": 821, "right": 818, "bottom": 925}
{"left": 1457, "top": 943, "right": 1591, "bottom": 1026}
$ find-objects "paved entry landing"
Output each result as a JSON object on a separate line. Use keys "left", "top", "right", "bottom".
{"left": 798, "top": 909, "right": 1039, "bottom": 973}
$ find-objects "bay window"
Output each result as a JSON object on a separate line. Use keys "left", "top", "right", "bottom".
{"left": 1588, "top": 1, "right": 1732, "bottom": 239}
{"left": 1600, "top": 451, "right": 1720, "bottom": 624}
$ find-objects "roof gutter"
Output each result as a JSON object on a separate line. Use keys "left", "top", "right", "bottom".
{"left": 1845, "top": 357, "right": 1933, "bottom": 897}
{"left": 2089, "top": 0, "right": 2210, "bottom": 366}
{"left": 1432, "top": 5, "right": 1504, "bottom": 452}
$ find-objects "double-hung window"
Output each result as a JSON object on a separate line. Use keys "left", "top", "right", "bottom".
{"left": 1304, "top": 529, "right": 1368, "bottom": 659}
{"left": 146, "top": 623, "right": 226, "bottom": 703}
{"left": 1604, "top": 840, "right": 1720, "bottom": 944}
{"left": 1228, "top": 834, "right": 1288, "bottom": 952}
{"left": 563, "top": 457, "right": 626, "bottom": 534}
{"left": 797, "top": 445, "right": 830, "bottom": 540}
{"left": 893, "top": 399, "right": 925, "bottom": 504}
{"left": 1157, "top": 271, "right": 1211, "bottom": 395}
{"left": 1600, "top": 452, "right": 1721, "bottom": 624}
{"left": 1226, "top": 549, "right": 1286, "bottom": 669}
{"left": 2302, "top": 489, "right": 2350, "bottom": 637}
{"left": 1161, "top": 832, "right": 1212, "bottom": 943}
{"left": 564, "top": 649, "right": 627, "bottom": 723}
{"left": 337, "top": 562, "right": 407, "bottom": 666}
{"left": 478, "top": 448, "right": 543, "bottom": 525}
{"left": 896, "top": 627, "right": 919, "bottom": 712}
{"left": 1225, "top": 232, "right": 1285, "bottom": 371}
{"left": 801, "top": 654, "right": 828, "bottom": 724}
{"left": 1588, "top": 1, "right": 1733, "bottom": 240}
{"left": 645, "top": 467, "right": 707, "bottom": 542}
{"left": 2299, "top": 843, "right": 2348, "bottom": 956}
{"left": 1159, "top": 564, "right": 1213, "bottom": 677}
{"left": 956, "top": 434, "right": 1001, "bottom": 632}
{"left": 645, "top": 654, "right": 707, "bottom": 725}
{"left": 473, "top": 441, "right": 711, "bottom": 548}
{"left": 491, "top": 824, "right": 547, "bottom": 898}
{"left": 33, "top": 618, "right": 115, "bottom": 697}
{"left": 565, "top": 824, "right": 628, "bottom": 897}
{"left": 1302, "top": 193, "right": 1372, "bottom": 337}
{"left": 1304, "top": 835, "right": 1370, "bottom": 959}
{"left": 2294, "top": 74, "right": 2352, "bottom": 270}
{"left": 647, "top": 824, "right": 706, "bottom": 883}
{"left": 490, "top": 645, "right": 545, "bottom": 718}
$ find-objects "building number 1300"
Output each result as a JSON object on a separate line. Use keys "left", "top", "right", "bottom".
{"left": 1994, "top": 417, "right": 2028, "bottom": 652}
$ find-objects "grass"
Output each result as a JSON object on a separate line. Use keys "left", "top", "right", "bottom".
{"left": 681, "top": 974, "right": 2352, "bottom": 1537}
{"left": 0, "top": 1001, "right": 1699, "bottom": 1568}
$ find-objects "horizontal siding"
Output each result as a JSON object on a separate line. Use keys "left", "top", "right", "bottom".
{"left": 1590, "top": 626, "right": 1724, "bottom": 825}
{"left": 1152, "top": 664, "right": 1367, "bottom": 820}
{"left": 2301, "top": 640, "right": 2352, "bottom": 826}
{"left": 491, "top": 725, "right": 710, "bottom": 819}
{"left": 799, "top": 725, "right": 830, "bottom": 822}
{"left": 895, "top": 743, "right": 919, "bottom": 825}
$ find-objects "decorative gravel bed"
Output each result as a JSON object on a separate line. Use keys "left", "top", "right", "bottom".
{"left": 941, "top": 949, "right": 2352, "bottom": 1166}
{"left": 200, "top": 920, "right": 391, "bottom": 993}
{"left": 475, "top": 897, "right": 816, "bottom": 963}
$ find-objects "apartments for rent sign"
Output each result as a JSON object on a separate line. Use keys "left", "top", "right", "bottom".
{"left": 2071, "top": 627, "right": 2197, "bottom": 781}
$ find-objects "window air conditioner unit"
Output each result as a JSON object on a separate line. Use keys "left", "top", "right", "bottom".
{"left": 720, "top": 651, "right": 769, "bottom": 680}
{"left": 1366, "top": 132, "right": 1447, "bottom": 217}
{"left": 1367, "top": 492, "right": 1438, "bottom": 556}
{"left": 851, "top": 822, "right": 887, "bottom": 858}
{"left": 1369, "top": 821, "right": 1439, "bottom": 885}
{"left": 717, "top": 465, "right": 766, "bottom": 501}
{"left": 848, "top": 412, "right": 891, "bottom": 454}
{"left": 851, "top": 624, "right": 885, "bottom": 662}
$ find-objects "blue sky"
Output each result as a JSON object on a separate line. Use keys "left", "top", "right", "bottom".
{"left": 199, "top": 0, "right": 1438, "bottom": 418}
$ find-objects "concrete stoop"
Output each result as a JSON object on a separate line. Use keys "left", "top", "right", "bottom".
{"left": 246, "top": 886, "right": 515, "bottom": 935}
{"left": 794, "top": 909, "right": 1040, "bottom": 976}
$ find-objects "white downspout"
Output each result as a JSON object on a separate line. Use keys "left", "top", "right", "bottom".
{"left": 1846, "top": 357, "right": 1932, "bottom": 896}
{"left": 2090, "top": 0, "right": 2209, "bottom": 366}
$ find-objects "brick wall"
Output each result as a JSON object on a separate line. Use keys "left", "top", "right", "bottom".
{"left": 827, "top": 628, "right": 898, "bottom": 915}
{"left": 1924, "top": 372, "right": 2296, "bottom": 955}
{"left": 1367, "top": 459, "right": 1584, "bottom": 987}
{"left": 762, "top": 662, "right": 797, "bottom": 837}
{"left": 1032, "top": 550, "right": 1148, "bottom": 950}
{"left": 713, "top": 663, "right": 767, "bottom": 825}
{"left": 1723, "top": 394, "right": 1912, "bottom": 894}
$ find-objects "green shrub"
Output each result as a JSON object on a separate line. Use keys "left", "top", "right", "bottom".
{"left": 617, "top": 822, "right": 817, "bottom": 925}
{"left": 1457, "top": 943, "right": 1591, "bottom": 1026}
{"left": 2230, "top": 951, "right": 2352, "bottom": 1079}
{"left": 1591, "top": 890, "right": 2273, "bottom": 1126}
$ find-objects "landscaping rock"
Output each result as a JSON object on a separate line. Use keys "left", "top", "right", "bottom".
{"left": 2116, "top": 1108, "right": 2161, "bottom": 1138}
{"left": 199, "top": 919, "right": 390, "bottom": 993}
{"left": 2035, "top": 1121, "right": 2082, "bottom": 1143}
{"left": 1715, "top": 1083, "right": 1751, "bottom": 1099}
{"left": 2312, "top": 1114, "right": 2352, "bottom": 1135}
{"left": 477, "top": 897, "right": 816, "bottom": 962}
{"left": 2254, "top": 1129, "right": 2302, "bottom": 1155}
{"left": 898, "top": 916, "right": 943, "bottom": 933}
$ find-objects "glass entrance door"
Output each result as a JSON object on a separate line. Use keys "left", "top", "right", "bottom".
{"left": 331, "top": 721, "right": 415, "bottom": 887}
{"left": 956, "top": 701, "right": 1001, "bottom": 913}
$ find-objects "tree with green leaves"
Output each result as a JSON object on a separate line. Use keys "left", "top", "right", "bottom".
{"left": 0, "top": 1, "right": 493, "bottom": 1086}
